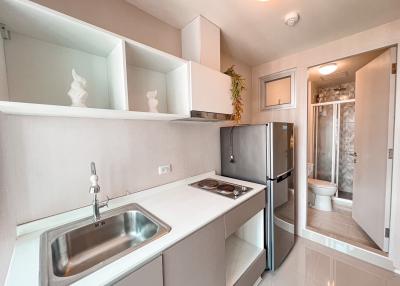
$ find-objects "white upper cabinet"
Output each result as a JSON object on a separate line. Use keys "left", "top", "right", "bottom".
{"left": 189, "top": 61, "right": 232, "bottom": 114}
{"left": 0, "top": 0, "right": 232, "bottom": 121}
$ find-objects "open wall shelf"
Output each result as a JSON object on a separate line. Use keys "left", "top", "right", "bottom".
{"left": 125, "top": 41, "right": 189, "bottom": 116}
{"left": 0, "top": 0, "right": 192, "bottom": 120}
{"left": 0, "top": 0, "right": 127, "bottom": 111}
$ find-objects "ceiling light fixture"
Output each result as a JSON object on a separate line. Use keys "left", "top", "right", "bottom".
{"left": 319, "top": 63, "right": 338, "bottom": 75}
{"left": 284, "top": 12, "right": 300, "bottom": 27}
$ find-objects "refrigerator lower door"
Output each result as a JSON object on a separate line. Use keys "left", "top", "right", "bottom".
{"left": 266, "top": 172, "right": 295, "bottom": 271}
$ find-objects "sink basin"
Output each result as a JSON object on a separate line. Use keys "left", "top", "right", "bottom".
{"left": 40, "top": 203, "right": 171, "bottom": 286}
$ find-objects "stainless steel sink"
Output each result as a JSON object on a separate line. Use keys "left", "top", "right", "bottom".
{"left": 40, "top": 203, "right": 171, "bottom": 286}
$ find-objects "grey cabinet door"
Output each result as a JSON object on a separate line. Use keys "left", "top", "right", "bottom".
{"left": 113, "top": 256, "right": 163, "bottom": 286}
{"left": 163, "top": 217, "right": 226, "bottom": 286}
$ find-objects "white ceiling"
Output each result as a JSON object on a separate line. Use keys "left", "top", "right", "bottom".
{"left": 308, "top": 48, "right": 386, "bottom": 87}
{"left": 125, "top": 0, "right": 400, "bottom": 66}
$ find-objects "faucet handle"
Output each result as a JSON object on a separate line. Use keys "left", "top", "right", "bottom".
{"left": 101, "top": 196, "right": 110, "bottom": 208}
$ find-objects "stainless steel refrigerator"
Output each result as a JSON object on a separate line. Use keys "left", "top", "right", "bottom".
{"left": 220, "top": 122, "right": 295, "bottom": 271}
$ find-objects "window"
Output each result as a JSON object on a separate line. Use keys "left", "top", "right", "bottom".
{"left": 260, "top": 69, "right": 296, "bottom": 110}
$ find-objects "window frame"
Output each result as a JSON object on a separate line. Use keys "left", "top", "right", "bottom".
{"left": 259, "top": 68, "right": 296, "bottom": 111}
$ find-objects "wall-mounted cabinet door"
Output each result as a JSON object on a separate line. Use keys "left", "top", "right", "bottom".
{"left": 163, "top": 217, "right": 226, "bottom": 286}
{"left": 189, "top": 61, "right": 232, "bottom": 114}
{"left": 112, "top": 256, "right": 163, "bottom": 286}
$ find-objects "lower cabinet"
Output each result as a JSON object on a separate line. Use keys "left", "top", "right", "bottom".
{"left": 112, "top": 193, "right": 266, "bottom": 286}
{"left": 113, "top": 256, "right": 163, "bottom": 286}
{"left": 163, "top": 217, "right": 226, "bottom": 286}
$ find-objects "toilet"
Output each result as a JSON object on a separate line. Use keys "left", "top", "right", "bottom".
{"left": 308, "top": 178, "right": 337, "bottom": 211}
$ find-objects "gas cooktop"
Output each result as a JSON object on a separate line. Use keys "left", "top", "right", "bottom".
{"left": 189, "top": 178, "right": 253, "bottom": 199}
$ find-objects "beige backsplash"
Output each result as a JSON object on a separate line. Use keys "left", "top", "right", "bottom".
{"left": 1, "top": 115, "right": 221, "bottom": 224}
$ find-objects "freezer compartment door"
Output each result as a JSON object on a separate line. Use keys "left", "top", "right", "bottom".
{"left": 220, "top": 125, "right": 267, "bottom": 184}
{"left": 266, "top": 171, "right": 295, "bottom": 271}
{"left": 267, "top": 122, "right": 294, "bottom": 179}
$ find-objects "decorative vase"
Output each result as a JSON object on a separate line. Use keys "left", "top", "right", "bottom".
{"left": 68, "top": 69, "right": 88, "bottom": 107}
{"left": 146, "top": 90, "right": 159, "bottom": 113}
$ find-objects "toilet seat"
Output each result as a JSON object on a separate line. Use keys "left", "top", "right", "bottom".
{"left": 308, "top": 178, "right": 336, "bottom": 190}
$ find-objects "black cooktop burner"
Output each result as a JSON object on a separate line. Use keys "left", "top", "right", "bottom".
{"left": 189, "top": 178, "right": 253, "bottom": 199}
{"left": 217, "top": 184, "right": 235, "bottom": 192}
{"left": 198, "top": 179, "right": 219, "bottom": 189}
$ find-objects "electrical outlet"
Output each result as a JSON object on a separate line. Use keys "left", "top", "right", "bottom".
{"left": 158, "top": 164, "right": 172, "bottom": 175}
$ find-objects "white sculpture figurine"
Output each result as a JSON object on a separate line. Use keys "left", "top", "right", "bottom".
{"left": 146, "top": 90, "right": 159, "bottom": 113}
{"left": 68, "top": 69, "right": 88, "bottom": 107}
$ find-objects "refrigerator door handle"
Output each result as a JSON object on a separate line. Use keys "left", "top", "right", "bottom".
{"left": 276, "top": 170, "right": 292, "bottom": 183}
{"left": 267, "top": 169, "right": 293, "bottom": 182}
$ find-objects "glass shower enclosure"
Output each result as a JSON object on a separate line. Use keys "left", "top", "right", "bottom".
{"left": 312, "top": 100, "right": 355, "bottom": 200}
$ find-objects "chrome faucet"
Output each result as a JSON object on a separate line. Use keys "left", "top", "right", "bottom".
{"left": 89, "top": 162, "right": 109, "bottom": 221}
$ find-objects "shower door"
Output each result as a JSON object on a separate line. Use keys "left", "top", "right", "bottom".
{"left": 314, "top": 104, "right": 336, "bottom": 183}
{"left": 313, "top": 101, "right": 355, "bottom": 200}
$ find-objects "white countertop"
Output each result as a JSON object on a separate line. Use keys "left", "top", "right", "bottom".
{"left": 6, "top": 171, "right": 266, "bottom": 286}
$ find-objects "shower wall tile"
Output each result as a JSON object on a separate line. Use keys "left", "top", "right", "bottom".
{"left": 315, "top": 82, "right": 355, "bottom": 103}
{"left": 339, "top": 103, "right": 355, "bottom": 194}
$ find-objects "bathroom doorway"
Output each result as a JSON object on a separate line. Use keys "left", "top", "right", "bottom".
{"left": 306, "top": 47, "right": 397, "bottom": 254}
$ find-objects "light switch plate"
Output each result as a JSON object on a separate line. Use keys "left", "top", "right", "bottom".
{"left": 158, "top": 164, "right": 172, "bottom": 175}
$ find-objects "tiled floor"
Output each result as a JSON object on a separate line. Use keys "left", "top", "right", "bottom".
{"left": 259, "top": 238, "right": 400, "bottom": 286}
{"left": 307, "top": 207, "right": 384, "bottom": 255}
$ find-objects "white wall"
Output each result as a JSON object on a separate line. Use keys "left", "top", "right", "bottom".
{"left": 32, "top": 0, "right": 182, "bottom": 58}
{"left": 0, "top": 113, "right": 16, "bottom": 285}
{"left": 5, "top": 32, "right": 109, "bottom": 108}
{"left": 220, "top": 53, "right": 252, "bottom": 124}
{"left": 251, "top": 19, "right": 400, "bottom": 271}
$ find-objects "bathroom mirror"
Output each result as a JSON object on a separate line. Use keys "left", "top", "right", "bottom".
{"left": 259, "top": 68, "right": 295, "bottom": 110}
{"left": 306, "top": 46, "right": 397, "bottom": 255}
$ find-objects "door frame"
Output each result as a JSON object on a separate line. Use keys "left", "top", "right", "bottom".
{"left": 383, "top": 47, "right": 397, "bottom": 251}
{"left": 306, "top": 45, "right": 398, "bottom": 254}
{"left": 295, "top": 26, "right": 400, "bottom": 269}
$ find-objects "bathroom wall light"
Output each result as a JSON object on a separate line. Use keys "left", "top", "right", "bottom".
{"left": 319, "top": 63, "right": 337, "bottom": 75}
